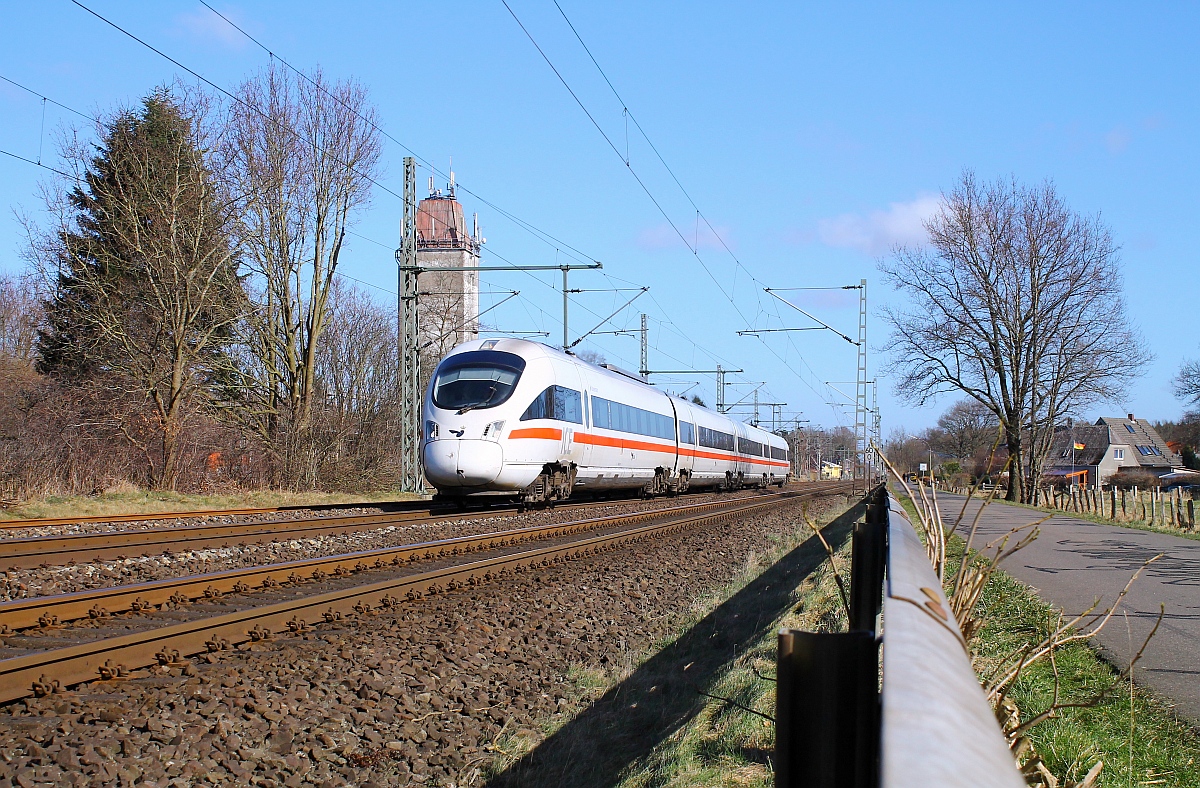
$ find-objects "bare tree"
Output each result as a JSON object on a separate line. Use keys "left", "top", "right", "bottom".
{"left": 934, "top": 399, "right": 998, "bottom": 462}
{"left": 1174, "top": 356, "right": 1200, "bottom": 406}
{"left": 317, "top": 283, "right": 397, "bottom": 418}
{"left": 0, "top": 273, "right": 42, "bottom": 367}
{"left": 310, "top": 282, "right": 401, "bottom": 488}
{"left": 575, "top": 349, "right": 606, "bottom": 366}
{"left": 880, "top": 172, "right": 1150, "bottom": 503}
{"left": 418, "top": 288, "right": 469, "bottom": 387}
{"left": 222, "top": 64, "right": 382, "bottom": 486}
{"left": 24, "top": 88, "right": 244, "bottom": 489}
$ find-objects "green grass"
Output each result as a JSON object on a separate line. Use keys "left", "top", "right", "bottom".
{"left": 971, "top": 565, "right": 1200, "bottom": 786}
{"left": 608, "top": 505, "right": 853, "bottom": 788}
{"left": 910, "top": 490, "right": 1200, "bottom": 787}
{"left": 0, "top": 488, "right": 422, "bottom": 520}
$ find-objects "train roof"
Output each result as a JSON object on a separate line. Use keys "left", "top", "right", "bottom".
{"left": 443, "top": 338, "right": 784, "bottom": 443}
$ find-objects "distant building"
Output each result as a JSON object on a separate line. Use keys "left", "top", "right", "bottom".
{"left": 1044, "top": 414, "right": 1184, "bottom": 486}
{"left": 416, "top": 169, "right": 482, "bottom": 377}
{"left": 821, "top": 461, "right": 843, "bottom": 480}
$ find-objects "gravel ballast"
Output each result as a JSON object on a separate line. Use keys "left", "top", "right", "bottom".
{"left": 1, "top": 491, "right": 769, "bottom": 602}
{"left": 0, "top": 491, "right": 852, "bottom": 787}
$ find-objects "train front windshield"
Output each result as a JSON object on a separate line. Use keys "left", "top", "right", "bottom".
{"left": 432, "top": 350, "right": 526, "bottom": 413}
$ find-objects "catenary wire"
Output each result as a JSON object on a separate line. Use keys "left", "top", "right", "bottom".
{"left": 47, "top": 5, "right": 841, "bottom": 426}
{"left": 192, "top": 0, "right": 597, "bottom": 268}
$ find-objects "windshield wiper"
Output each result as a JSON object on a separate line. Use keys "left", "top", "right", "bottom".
{"left": 457, "top": 385, "right": 499, "bottom": 415}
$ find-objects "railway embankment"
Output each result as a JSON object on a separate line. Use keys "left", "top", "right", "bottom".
{"left": 0, "top": 484, "right": 855, "bottom": 786}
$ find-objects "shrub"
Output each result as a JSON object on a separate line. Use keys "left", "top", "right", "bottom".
{"left": 1105, "top": 468, "right": 1164, "bottom": 490}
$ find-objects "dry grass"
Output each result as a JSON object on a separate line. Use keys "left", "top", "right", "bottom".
{"left": 984, "top": 496, "right": 1200, "bottom": 543}
{"left": 0, "top": 488, "right": 421, "bottom": 521}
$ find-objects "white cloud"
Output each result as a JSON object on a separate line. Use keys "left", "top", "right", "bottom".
{"left": 816, "top": 195, "right": 941, "bottom": 256}
{"left": 635, "top": 222, "right": 734, "bottom": 252}
{"left": 174, "top": 6, "right": 248, "bottom": 49}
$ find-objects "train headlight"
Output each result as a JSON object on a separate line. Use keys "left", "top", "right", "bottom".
{"left": 425, "top": 420, "right": 439, "bottom": 440}
{"left": 483, "top": 420, "right": 505, "bottom": 441}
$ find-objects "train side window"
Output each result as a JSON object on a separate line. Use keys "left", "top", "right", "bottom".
{"left": 521, "top": 388, "right": 551, "bottom": 421}
{"left": 520, "top": 386, "right": 582, "bottom": 423}
{"left": 738, "top": 437, "right": 763, "bottom": 457}
{"left": 553, "top": 386, "right": 582, "bottom": 423}
{"left": 679, "top": 421, "right": 695, "bottom": 444}
{"left": 594, "top": 397, "right": 610, "bottom": 429}
{"left": 698, "top": 425, "right": 734, "bottom": 452}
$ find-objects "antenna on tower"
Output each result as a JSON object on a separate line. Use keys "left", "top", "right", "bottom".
{"left": 427, "top": 172, "right": 434, "bottom": 195}
{"left": 473, "top": 212, "right": 479, "bottom": 239}
{"left": 448, "top": 156, "right": 455, "bottom": 196}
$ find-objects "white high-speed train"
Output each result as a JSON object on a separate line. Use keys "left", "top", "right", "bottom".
{"left": 422, "top": 338, "right": 791, "bottom": 504}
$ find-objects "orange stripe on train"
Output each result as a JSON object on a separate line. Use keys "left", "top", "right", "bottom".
{"left": 507, "top": 427, "right": 563, "bottom": 440}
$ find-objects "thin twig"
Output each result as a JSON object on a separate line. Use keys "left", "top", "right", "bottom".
{"left": 803, "top": 507, "right": 850, "bottom": 619}
{"left": 695, "top": 688, "right": 775, "bottom": 723}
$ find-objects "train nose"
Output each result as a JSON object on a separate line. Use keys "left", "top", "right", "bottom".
{"left": 423, "top": 439, "right": 503, "bottom": 487}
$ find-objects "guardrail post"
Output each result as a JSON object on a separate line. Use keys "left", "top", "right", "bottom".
{"left": 776, "top": 629, "right": 879, "bottom": 788}
{"left": 849, "top": 489, "right": 886, "bottom": 634}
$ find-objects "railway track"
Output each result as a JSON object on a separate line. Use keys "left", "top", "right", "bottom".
{"left": 0, "top": 499, "right": 430, "bottom": 530}
{"left": 0, "top": 482, "right": 844, "bottom": 571}
{"left": 0, "top": 481, "right": 852, "bottom": 704}
{"left": 0, "top": 496, "right": 593, "bottom": 570}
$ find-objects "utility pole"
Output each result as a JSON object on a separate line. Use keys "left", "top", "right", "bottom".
{"left": 397, "top": 157, "right": 422, "bottom": 494}
{"left": 717, "top": 365, "right": 726, "bottom": 412}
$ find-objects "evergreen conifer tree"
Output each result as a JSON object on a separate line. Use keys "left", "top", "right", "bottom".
{"left": 35, "top": 88, "right": 244, "bottom": 487}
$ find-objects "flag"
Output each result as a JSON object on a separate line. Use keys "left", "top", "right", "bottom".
{"left": 1073, "top": 441, "right": 1085, "bottom": 450}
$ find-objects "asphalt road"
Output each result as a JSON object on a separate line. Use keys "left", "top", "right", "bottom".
{"left": 936, "top": 493, "right": 1200, "bottom": 724}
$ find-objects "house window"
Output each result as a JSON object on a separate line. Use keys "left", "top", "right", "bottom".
{"left": 1113, "top": 448, "right": 1124, "bottom": 460}
{"left": 1125, "top": 424, "right": 1136, "bottom": 433}
{"left": 1136, "top": 445, "right": 1153, "bottom": 456}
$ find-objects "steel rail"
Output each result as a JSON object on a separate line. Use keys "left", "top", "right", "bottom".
{"left": 0, "top": 485, "right": 848, "bottom": 632}
{"left": 0, "top": 498, "right": 583, "bottom": 571}
{"left": 0, "top": 499, "right": 433, "bottom": 529}
{"left": 0, "top": 484, "right": 850, "bottom": 703}
{"left": 0, "top": 483, "right": 842, "bottom": 571}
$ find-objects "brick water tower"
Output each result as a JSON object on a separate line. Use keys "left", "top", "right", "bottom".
{"left": 415, "top": 167, "right": 482, "bottom": 374}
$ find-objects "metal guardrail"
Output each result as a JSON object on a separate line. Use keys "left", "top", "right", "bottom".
{"left": 775, "top": 486, "right": 1025, "bottom": 788}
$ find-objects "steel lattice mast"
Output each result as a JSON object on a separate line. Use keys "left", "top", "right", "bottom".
{"left": 397, "top": 157, "right": 424, "bottom": 494}
{"left": 854, "top": 279, "right": 868, "bottom": 490}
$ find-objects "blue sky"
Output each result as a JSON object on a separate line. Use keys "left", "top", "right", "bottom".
{"left": 1, "top": 1, "right": 1196, "bottom": 434}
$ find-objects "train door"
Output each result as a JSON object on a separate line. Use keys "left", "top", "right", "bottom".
{"left": 552, "top": 360, "right": 587, "bottom": 469}
{"left": 665, "top": 396, "right": 681, "bottom": 478}
{"left": 733, "top": 423, "right": 748, "bottom": 484}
